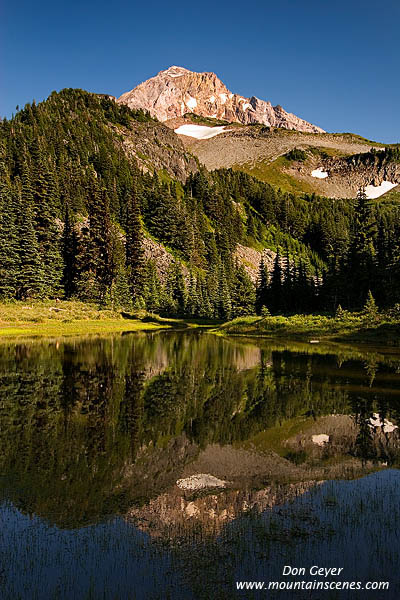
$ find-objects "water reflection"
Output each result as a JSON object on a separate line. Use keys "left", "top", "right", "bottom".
{"left": 0, "top": 332, "right": 399, "bottom": 598}
{"left": 0, "top": 332, "right": 399, "bottom": 529}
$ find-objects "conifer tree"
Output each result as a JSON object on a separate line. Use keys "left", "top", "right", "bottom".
{"left": 187, "top": 272, "right": 201, "bottom": 317}
{"left": 15, "top": 186, "right": 44, "bottom": 299}
{"left": 143, "top": 261, "right": 161, "bottom": 314}
{"left": 147, "top": 180, "right": 177, "bottom": 244}
{"left": 113, "top": 268, "right": 132, "bottom": 308}
{"left": 109, "top": 225, "right": 131, "bottom": 309}
{"left": 0, "top": 146, "right": 19, "bottom": 298}
{"left": 256, "top": 257, "right": 269, "bottom": 314}
{"left": 62, "top": 206, "right": 78, "bottom": 298}
{"left": 198, "top": 276, "right": 213, "bottom": 318}
{"left": 269, "top": 249, "right": 282, "bottom": 313}
{"left": 282, "top": 246, "right": 292, "bottom": 312}
{"left": 247, "top": 212, "right": 256, "bottom": 239}
{"left": 170, "top": 261, "right": 187, "bottom": 314}
{"left": 363, "top": 290, "right": 378, "bottom": 321}
{"left": 346, "top": 188, "right": 377, "bottom": 309}
{"left": 32, "top": 146, "right": 63, "bottom": 296}
{"left": 76, "top": 178, "right": 114, "bottom": 303}
{"left": 126, "top": 184, "right": 144, "bottom": 305}
{"left": 217, "top": 263, "right": 232, "bottom": 320}
{"left": 231, "top": 263, "right": 256, "bottom": 316}
{"left": 296, "top": 260, "right": 312, "bottom": 313}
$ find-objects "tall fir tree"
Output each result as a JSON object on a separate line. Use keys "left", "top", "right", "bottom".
{"left": 76, "top": 176, "right": 114, "bottom": 303}
{"left": 256, "top": 256, "right": 269, "bottom": 314}
{"left": 165, "top": 261, "right": 186, "bottom": 315}
{"left": 126, "top": 184, "right": 145, "bottom": 306}
{"left": 269, "top": 249, "right": 282, "bottom": 313}
{"left": 15, "top": 184, "right": 45, "bottom": 299}
{"left": 217, "top": 263, "right": 232, "bottom": 320}
{"left": 231, "top": 263, "right": 256, "bottom": 316}
{"left": 143, "top": 261, "right": 161, "bottom": 314}
{"left": 345, "top": 187, "right": 377, "bottom": 309}
{"left": 62, "top": 206, "right": 78, "bottom": 298}
{"left": 0, "top": 145, "right": 19, "bottom": 298}
{"left": 32, "top": 147, "right": 63, "bottom": 296}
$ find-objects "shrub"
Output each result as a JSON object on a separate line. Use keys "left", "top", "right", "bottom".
{"left": 285, "top": 148, "right": 308, "bottom": 161}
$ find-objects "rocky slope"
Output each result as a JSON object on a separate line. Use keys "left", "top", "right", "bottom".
{"left": 179, "top": 126, "right": 381, "bottom": 171}
{"left": 118, "top": 66, "right": 325, "bottom": 133}
{"left": 176, "top": 123, "right": 400, "bottom": 197}
{"left": 112, "top": 118, "right": 198, "bottom": 182}
{"left": 287, "top": 148, "right": 400, "bottom": 198}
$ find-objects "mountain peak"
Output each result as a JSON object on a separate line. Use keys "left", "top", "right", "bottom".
{"left": 118, "top": 68, "right": 325, "bottom": 133}
{"left": 160, "top": 66, "right": 193, "bottom": 77}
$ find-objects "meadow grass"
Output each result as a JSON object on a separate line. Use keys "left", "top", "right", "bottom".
{"left": 235, "top": 157, "right": 317, "bottom": 194}
{"left": 0, "top": 300, "right": 222, "bottom": 339}
{"left": 0, "top": 300, "right": 172, "bottom": 338}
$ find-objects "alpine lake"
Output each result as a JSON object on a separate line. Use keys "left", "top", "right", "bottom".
{"left": 0, "top": 330, "right": 399, "bottom": 599}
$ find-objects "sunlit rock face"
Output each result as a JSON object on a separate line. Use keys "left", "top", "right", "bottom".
{"left": 118, "top": 66, "right": 325, "bottom": 133}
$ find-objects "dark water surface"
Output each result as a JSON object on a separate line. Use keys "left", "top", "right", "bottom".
{"left": 0, "top": 331, "right": 399, "bottom": 599}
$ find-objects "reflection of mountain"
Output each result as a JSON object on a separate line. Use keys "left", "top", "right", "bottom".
{"left": 126, "top": 421, "right": 400, "bottom": 539}
{"left": 0, "top": 332, "right": 399, "bottom": 530}
{"left": 127, "top": 481, "right": 320, "bottom": 538}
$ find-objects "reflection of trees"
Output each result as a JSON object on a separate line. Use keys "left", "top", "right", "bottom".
{"left": 363, "top": 356, "right": 379, "bottom": 387}
{"left": 119, "top": 369, "right": 145, "bottom": 457}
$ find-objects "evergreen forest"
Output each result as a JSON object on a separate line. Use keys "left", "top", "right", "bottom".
{"left": 1, "top": 88, "right": 400, "bottom": 320}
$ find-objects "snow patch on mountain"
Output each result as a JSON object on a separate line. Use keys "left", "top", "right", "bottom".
{"left": 186, "top": 96, "right": 197, "bottom": 109}
{"left": 174, "top": 124, "right": 228, "bottom": 139}
{"left": 365, "top": 181, "right": 397, "bottom": 199}
{"left": 312, "top": 168, "right": 329, "bottom": 179}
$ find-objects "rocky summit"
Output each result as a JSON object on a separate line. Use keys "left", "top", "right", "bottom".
{"left": 117, "top": 66, "right": 325, "bottom": 134}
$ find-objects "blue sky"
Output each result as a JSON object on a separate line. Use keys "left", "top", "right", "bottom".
{"left": 1, "top": 0, "right": 399, "bottom": 142}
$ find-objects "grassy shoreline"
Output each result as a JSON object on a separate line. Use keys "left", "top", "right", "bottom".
{"left": 217, "top": 314, "right": 400, "bottom": 346}
{"left": 0, "top": 301, "right": 211, "bottom": 339}
{"left": 1, "top": 301, "right": 399, "bottom": 346}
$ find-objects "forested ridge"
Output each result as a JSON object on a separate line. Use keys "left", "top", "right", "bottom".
{"left": 1, "top": 88, "right": 400, "bottom": 319}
